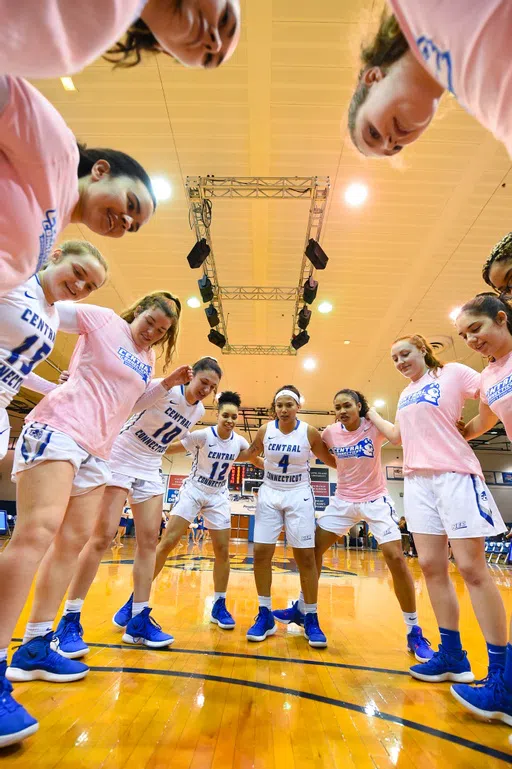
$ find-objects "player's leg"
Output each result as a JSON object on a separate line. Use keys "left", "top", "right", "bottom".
{"left": 247, "top": 485, "right": 281, "bottom": 642}
{"left": 206, "top": 492, "right": 235, "bottom": 629}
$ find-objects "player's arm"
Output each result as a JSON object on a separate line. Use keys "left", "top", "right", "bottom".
{"left": 241, "top": 426, "right": 265, "bottom": 462}
{"left": 459, "top": 401, "right": 498, "bottom": 441}
{"left": 237, "top": 448, "right": 264, "bottom": 470}
{"left": 367, "top": 407, "right": 401, "bottom": 445}
{"left": 165, "top": 429, "right": 206, "bottom": 457}
{"left": 165, "top": 441, "right": 187, "bottom": 456}
{"left": 307, "top": 425, "right": 337, "bottom": 468}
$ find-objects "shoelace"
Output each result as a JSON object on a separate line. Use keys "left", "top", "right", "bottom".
{"left": 414, "top": 634, "right": 432, "bottom": 649}
{"left": 473, "top": 668, "right": 507, "bottom": 694}
{"left": 63, "top": 620, "right": 84, "bottom": 641}
{"left": 145, "top": 613, "right": 163, "bottom": 632}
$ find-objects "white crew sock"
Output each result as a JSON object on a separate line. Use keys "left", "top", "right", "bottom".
{"left": 132, "top": 601, "right": 149, "bottom": 618}
{"left": 64, "top": 598, "right": 84, "bottom": 616}
{"left": 304, "top": 603, "right": 318, "bottom": 615}
{"left": 23, "top": 621, "right": 53, "bottom": 644}
{"left": 298, "top": 591, "right": 305, "bottom": 613}
{"left": 258, "top": 595, "right": 272, "bottom": 610}
{"left": 403, "top": 611, "right": 419, "bottom": 634}
{"left": 0, "top": 648, "right": 7, "bottom": 664}
{"left": 214, "top": 592, "right": 227, "bottom": 602}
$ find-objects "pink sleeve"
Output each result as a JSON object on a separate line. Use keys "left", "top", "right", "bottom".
{"left": 0, "top": 77, "right": 76, "bottom": 164}
{"left": 321, "top": 425, "right": 334, "bottom": 448}
{"left": 456, "top": 363, "right": 480, "bottom": 399}
{"left": 130, "top": 379, "right": 166, "bottom": 415}
{"left": 479, "top": 372, "right": 488, "bottom": 404}
{"left": 74, "top": 304, "right": 116, "bottom": 334}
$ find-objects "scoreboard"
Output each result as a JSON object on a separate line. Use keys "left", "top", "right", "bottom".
{"left": 228, "top": 462, "right": 264, "bottom": 491}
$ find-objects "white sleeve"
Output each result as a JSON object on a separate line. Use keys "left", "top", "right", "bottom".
{"left": 55, "top": 302, "right": 80, "bottom": 333}
{"left": 238, "top": 436, "right": 250, "bottom": 452}
{"left": 23, "top": 371, "right": 57, "bottom": 395}
{"left": 130, "top": 379, "right": 166, "bottom": 415}
{"left": 181, "top": 429, "right": 208, "bottom": 452}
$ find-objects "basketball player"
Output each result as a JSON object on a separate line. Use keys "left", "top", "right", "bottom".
{"left": 0, "top": 76, "right": 156, "bottom": 297}
{"left": 369, "top": 334, "right": 507, "bottom": 685}
{"left": 452, "top": 293, "right": 512, "bottom": 727}
{"left": 0, "top": 291, "right": 187, "bottom": 746}
{"left": 153, "top": 390, "right": 264, "bottom": 630}
{"left": 53, "top": 356, "right": 222, "bottom": 654}
{"left": 0, "top": 241, "right": 108, "bottom": 463}
{"left": 242, "top": 385, "right": 336, "bottom": 648}
{"left": 0, "top": 0, "right": 241, "bottom": 76}
{"left": 273, "top": 388, "right": 433, "bottom": 663}
{"left": 348, "top": 2, "right": 512, "bottom": 158}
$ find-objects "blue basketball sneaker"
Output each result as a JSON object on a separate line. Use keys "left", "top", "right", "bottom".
{"left": 6, "top": 633, "right": 89, "bottom": 683}
{"left": 304, "top": 613, "right": 327, "bottom": 648}
{"left": 246, "top": 607, "right": 276, "bottom": 642}
{"left": 273, "top": 601, "right": 305, "bottom": 627}
{"left": 112, "top": 594, "right": 133, "bottom": 628}
{"left": 409, "top": 646, "right": 474, "bottom": 683}
{"left": 211, "top": 598, "right": 235, "bottom": 629}
{"left": 0, "top": 660, "right": 38, "bottom": 748}
{"left": 52, "top": 612, "right": 89, "bottom": 659}
{"left": 407, "top": 626, "right": 433, "bottom": 662}
{"left": 122, "top": 608, "right": 174, "bottom": 648}
{"left": 451, "top": 667, "right": 512, "bottom": 725}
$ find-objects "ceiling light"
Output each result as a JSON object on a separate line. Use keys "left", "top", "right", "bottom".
{"left": 449, "top": 307, "right": 462, "bottom": 321}
{"left": 318, "top": 301, "right": 332, "bottom": 314}
{"left": 60, "top": 76, "right": 76, "bottom": 91}
{"left": 300, "top": 396, "right": 306, "bottom": 405}
{"left": 374, "top": 399, "right": 386, "bottom": 408}
{"left": 150, "top": 177, "right": 172, "bottom": 202}
{"left": 303, "top": 358, "right": 316, "bottom": 371}
{"left": 344, "top": 182, "right": 368, "bottom": 207}
{"left": 344, "top": 340, "right": 351, "bottom": 345}
{"left": 187, "top": 297, "right": 201, "bottom": 308}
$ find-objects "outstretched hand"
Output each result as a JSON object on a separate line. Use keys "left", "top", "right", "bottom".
{"left": 162, "top": 365, "right": 194, "bottom": 391}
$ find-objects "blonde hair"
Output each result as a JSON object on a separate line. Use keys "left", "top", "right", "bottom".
{"left": 121, "top": 291, "right": 181, "bottom": 372}
{"left": 393, "top": 334, "right": 444, "bottom": 374}
{"left": 43, "top": 240, "right": 108, "bottom": 277}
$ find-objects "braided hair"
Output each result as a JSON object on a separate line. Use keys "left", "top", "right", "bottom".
{"left": 482, "top": 232, "right": 512, "bottom": 288}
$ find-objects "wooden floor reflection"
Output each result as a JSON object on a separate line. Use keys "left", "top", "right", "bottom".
{"left": 3, "top": 538, "right": 512, "bottom": 767}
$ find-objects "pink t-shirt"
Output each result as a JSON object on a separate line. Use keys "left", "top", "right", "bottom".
{"left": 322, "top": 418, "right": 387, "bottom": 503}
{"left": 388, "top": 0, "right": 512, "bottom": 157}
{"left": 480, "top": 350, "right": 512, "bottom": 438}
{"left": 396, "top": 362, "right": 482, "bottom": 477}
{"left": 0, "top": 1, "right": 146, "bottom": 78}
{"left": 0, "top": 77, "right": 79, "bottom": 297}
{"left": 28, "top": 304, "right": 155, "bottom": 459}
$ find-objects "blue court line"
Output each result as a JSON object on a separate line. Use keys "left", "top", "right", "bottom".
{"left": 89, "top": 664, "right": 512, "bottom": 765}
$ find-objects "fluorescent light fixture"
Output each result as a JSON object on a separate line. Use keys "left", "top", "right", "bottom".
{"left": 60, "top": 76, "right": 76, "bottom": 91}
{"left": 343, "top": 340, "right": 351, "bottom": 345}
{"left": 150, "top": 177, "right": 172, "bottom": 202}
{"left": 374, "top": 399, "right": 386, "bottom": 408}
{"left": 449, "top": 307, "right": 462, "bottom": 321}
{"left": 186, "top": 296, "right": 201, "bottom": 308}
{"left": 344, "top": 182, "right": 368, "bottom": 207}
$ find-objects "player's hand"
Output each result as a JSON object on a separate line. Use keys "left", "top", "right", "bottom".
{"left": 455, "top": 418, "right": 466, "bottom": 438}
{"left": 162, "top": 365, "right": 194, "bottom": 390}
{"left": 58, "top": 370, "right": 70, "bottom": 385}
{"left": 366, "top": 406, "right": 378, "bottom": 420}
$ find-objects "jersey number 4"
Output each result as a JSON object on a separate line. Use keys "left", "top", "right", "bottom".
{"left": 7, "top": 334, "right": 52, "bottom": 376}
{"left": 278, "top": 454, "right": 289, "bottom": 474}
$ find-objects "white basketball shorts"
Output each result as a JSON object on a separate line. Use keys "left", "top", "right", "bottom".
{"left": 254, "top": 483, "right": 315, "bottom": 549}
{"left": 317, "top": 494, "right": 401, "bottom": 545}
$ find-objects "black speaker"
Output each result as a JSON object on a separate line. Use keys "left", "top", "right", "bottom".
{"left": 198, "top": 274, "right": 214, "bottom": 302}
{"left": 208, "top": 329, "right": 226, "bottom": 348}
{"left": 303, "top": 276, "right": 318, "bottom": 304}
{"left": 205, "top": 304, "right": 220, "bottom": 328}
{"left": 298, "top": 305, "right": 311, "bottom": 330}
{"left": 305, "top": 239, "right": 328, "bottom": 270}
{"left": 291, "top": 330, "right": 310, "bottom": 350}
{"left": 187, "top": 238, "right": 210, "bottom": 269}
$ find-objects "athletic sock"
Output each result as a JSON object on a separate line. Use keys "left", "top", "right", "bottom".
{"left": 403, "top": 611, "right": 418, "bottom": 635}
{"left": 132, "top": 601, "right": 149, "bottom": 618}
{"left": 0, "top": 648, "right": 7, "bottom": 664}
{"left": 214, "top": 592, "right": 227, "bottom": 602}
{"left": 298, "top": 591, "right": 305, "bottom": 613}
{"left": 504, "top": 644, "right": 512, "bottom": 692}
{"left": 487, "top": 642, "right": 507, "bottom": 671}
{"left": 64, "top": 598, "right": 84, "bottom": 616}
{"left": 23, "top": 621, "right": 53, "bottom": 644}
{"left": 258, "top": 595, "right": 272, "bottom": 610}
{"left": 439, "top": 627, "right": 463, "bottom": 653}
{"left": 303, "top": 603, "right": 317, "bottom": 615}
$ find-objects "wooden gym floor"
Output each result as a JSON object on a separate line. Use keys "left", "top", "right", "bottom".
{"left": 2, "top": 538, "right": 512, "bottom": 768}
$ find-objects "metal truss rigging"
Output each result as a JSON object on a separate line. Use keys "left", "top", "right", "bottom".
{"left": 185, "top": 175, "right": 330, "bottom": 355}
